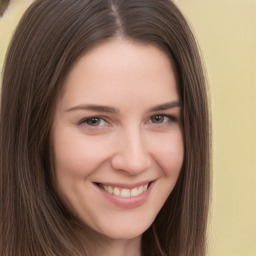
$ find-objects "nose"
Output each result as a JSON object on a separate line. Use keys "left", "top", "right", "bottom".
{"left": 111, "top": 128, "right": 152, "bottom": 175}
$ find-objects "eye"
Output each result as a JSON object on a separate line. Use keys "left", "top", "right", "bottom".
{"left": 150, "top": 114, "right": 176, "bottom": 124}
{"left": 151, "top": 115, "right": 166, "bottom": 123}
{"left": 80, "top": 117, "right": 106, "bottom": 127}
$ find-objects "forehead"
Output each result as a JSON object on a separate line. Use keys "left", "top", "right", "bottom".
{"left": 60, "top": 37, "right": 179, "bottom": 109}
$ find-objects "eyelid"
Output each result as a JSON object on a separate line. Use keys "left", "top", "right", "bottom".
{"left": 78, "top": 116, "right": 109, "bottom": 126}
{"left": 147, "top": 113, "right": 178, "bottom": 123}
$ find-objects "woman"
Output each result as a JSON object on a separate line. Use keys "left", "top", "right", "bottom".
{"left": 0, "top": 0, "right": 211, "bottom": 255}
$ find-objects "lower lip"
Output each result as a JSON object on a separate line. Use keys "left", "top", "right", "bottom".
{"left": 94, "top": 182, "right": 154, "bottom": 208}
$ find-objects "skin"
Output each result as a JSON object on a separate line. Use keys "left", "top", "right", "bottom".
{"left": 52, "top": 37, "right": 184, "bottom": 256}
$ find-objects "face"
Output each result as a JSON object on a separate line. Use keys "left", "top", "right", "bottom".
{"left": 52, "top": 37, "right": 183, "bottom": 241}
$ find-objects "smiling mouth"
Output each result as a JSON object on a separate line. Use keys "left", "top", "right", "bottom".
{"left": 95, "top": 182, "right": 152, "bottom": 198}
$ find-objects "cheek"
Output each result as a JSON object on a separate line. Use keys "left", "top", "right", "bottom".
{"left": 152, "top": 131, "right": 184, "bottom": 177}
{"left": 53, "top": 127, "right": 110, "bottom": 179}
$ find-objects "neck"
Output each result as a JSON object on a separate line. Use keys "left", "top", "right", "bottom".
{"left": 101, "top": 236, "right": 141, "bottom": 256}
{"left": 77, "top": 223, "right": 142, "bottom": 256}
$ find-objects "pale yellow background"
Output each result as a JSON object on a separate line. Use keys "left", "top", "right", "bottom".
{"left": 0, "top": 1, "right": 255, "bottom": 255}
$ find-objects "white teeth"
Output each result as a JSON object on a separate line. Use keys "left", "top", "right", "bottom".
{"left": 138, "top": 186, "right": 143, "bottom": 194}
{"left": 113, "top": 187, "right": 120, "bottom": 196}
{"left": 130, "top": 187, "right": 139, "bottom": 197}
{"left": 120, "top": 189, "right": 130, "bottom": 198}
{"left": 107, "top": 186, "right": 113, "bottom": 194}
{"left": 100, "top": 183, "right": 150, "bottom": 198}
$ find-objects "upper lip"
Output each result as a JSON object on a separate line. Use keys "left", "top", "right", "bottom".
{"left": 94, "top": 180, "right": 155, "bottom": 189}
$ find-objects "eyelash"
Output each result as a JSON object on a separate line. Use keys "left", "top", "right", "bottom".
{"left": 78, "top": 116, "right": 108, "bottom": 127}
{"left": 78, "top": 114, "right": 177, "bottom": 130}
{"left": 148, "top": 114, "right": 177, "bottom": 124}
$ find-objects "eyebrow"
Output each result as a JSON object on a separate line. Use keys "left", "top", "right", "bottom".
{"left": 148, "top": 101, "right": 181, "bottom": 112}
{"left": 66, "top": 101, "right": 180, "bottom": 114}
{"left": 66, "top": 104, "right": 119, "bottom": 114}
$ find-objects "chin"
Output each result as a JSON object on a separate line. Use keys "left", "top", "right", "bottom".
{"left": 101, "top": 229, "right": 145, "bottom": 240}
{"left": 94, "top": 218, "right": 153, "bottom": 240}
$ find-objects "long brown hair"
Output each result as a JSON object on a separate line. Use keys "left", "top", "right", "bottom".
{"left": 0, "top": 0, "right": 211, "bottom": 255}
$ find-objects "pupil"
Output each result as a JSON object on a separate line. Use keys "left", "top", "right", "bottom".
{"left": 154, "top": 115, "right": 163, "bottom": 123}
{"left": 88, "top": 118, "right": 100, "bottom": 126}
